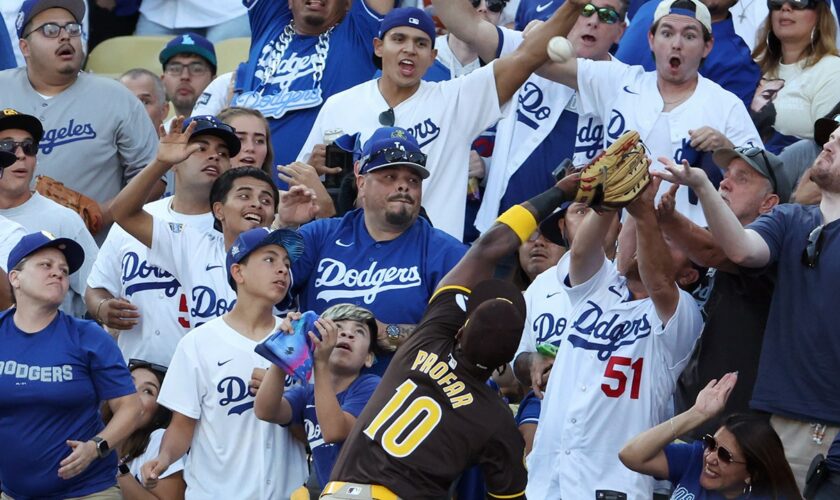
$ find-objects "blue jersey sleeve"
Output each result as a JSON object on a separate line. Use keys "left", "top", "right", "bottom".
{"left": 340, "top": 374, "right": 380, "bottom": 417}
{"left": 663, "top": 441, "right": 700, "bottom": 483}
{"left": 424, "top": 232, "right": 468, "bottom": 296}
{"left": 283, "top": 384, "right": 311, "bottom": 426}
{"left": 78, "top": 319, "right": 135, "bottom": 400}
{"left": 292, "top": 218, "right": 330, "bottom": 295}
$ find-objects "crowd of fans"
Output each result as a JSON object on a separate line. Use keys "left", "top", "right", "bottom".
{"left": 1, "top": 0, "right": 840, "bottom": 498}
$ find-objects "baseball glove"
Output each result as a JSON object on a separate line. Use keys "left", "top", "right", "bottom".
{"left": 35, "top": 175, "right": 103, "bottom": 234}
{"left": 575, "top": 130, "right": 651, "bottom": 210}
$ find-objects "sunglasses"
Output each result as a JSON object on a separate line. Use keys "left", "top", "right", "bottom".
{"left": 128, "top": 358, "right": 168, "bottom": 375}
{"left": 187, "top": 118, "right": 236, "bottom": 134}
{"left": 365, "top": 146, "right": 427, "bottom": 168}
{"left": 471, "top": 0, "right": 508, "bottom": 12}
{"left": 24, "top": 22, "right": 83, "bottom": 39}
{"left": 767, "top": 0, "right": 816, "bottom": 9}
{"left": 379, "top": 108, "right": 395, "bottom": 127}
{"left": 0, "top": 139, "right": 38, "bottom": 156}
{"left": 702, "top": 434, "right": 747, "bottom": 465}
{"left": 581, "top": 3, "right": 621, "bottom": 24}
{"left": 733, "top": 146, "right": 779, "bottom": 195}
{"left": 802, "top": 224, "right": 825, "bottom": 268}
{"left": 165, "top": 61, "right": 212, "bottom": 77}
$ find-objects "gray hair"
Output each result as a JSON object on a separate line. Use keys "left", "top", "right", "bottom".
{"left": 119, "top": 68, "right": 167, "bottom": 104}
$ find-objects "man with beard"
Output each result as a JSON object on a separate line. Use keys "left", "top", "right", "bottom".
{"left": 159, "top": 33, "right": 216, "bottom": 123}
{"left": 0, "top": 0, "right": 159, "bottom": 242}
{"left": 278, "top": 127, "right": 466, "bottom": 371}
{"left": 656, "top": 128, "right": 840, "bottom": 488}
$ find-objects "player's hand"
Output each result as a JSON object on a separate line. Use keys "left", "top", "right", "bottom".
{"left": 555, "top": 171, "right": 581, "bottom": 200}
{"left": 249, "top": 368, "right": 267, "bottom": 396}
{"left": 275, "top": 186, "right": 319, "bottom": 227}
{"left": 58, "top": 439, "right": 97, "bottom": 479}
{"left": 140, "top": 456, "right": 171, "bottom": 489}
{"left": 156, "top": 117, "right": 201, "bottom": 166}
{"left": 625, "top": 176, "right": 661, "bottom": 219}
{"left": 98, "top": 297, "right": 140, "bottom": 330}
{"left": 530, "top": 353, "right": 555, "bottom": 399}
{"left": 468, "top": 151, "right": 486, "bottom": 179}
{"left": 310, "top": 318, "right": 338, "bottom": 367}
{"left": 688, "top": 127, "right": 732, "bottom": 152}
{"left": 656, "top": 183, "right": 680, "bottom": 223}
{"left": 692, "top": 371, "right": 738, "bottom": 419}
{"left": 653, "top": 156, "right": 711, "bottom": 192}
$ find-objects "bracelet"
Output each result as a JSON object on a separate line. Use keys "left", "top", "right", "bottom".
{"left": 95, "top": 298, "right": 110, "bottom": 323}
{"left": 669, "top": 417, "right": 677, "bottom": 441}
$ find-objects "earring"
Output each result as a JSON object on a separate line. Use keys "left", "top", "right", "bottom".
{"left": 743, "top": 482, "right": 752, "bottom": 497}
{"left": 810, "top": 27, "right": 817, "bottom": 50}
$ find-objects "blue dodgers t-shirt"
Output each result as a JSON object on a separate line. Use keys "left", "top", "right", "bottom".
{"left": 241, "top": 0, "right": 383, "bottom": 185}
{"left": 747, "top": 204, "right": 840, "bottom": 424}
{"left": 614, "top": 1, "right": 759, "bottom": 109}
{"left": 664, "top": 441, "right": 751, "bottom": 500}
{"left": 284, "top": 373, "right": 380, "bottom": 487}
{"left": 0, "top": 310, "right": 135, "bottom": 499}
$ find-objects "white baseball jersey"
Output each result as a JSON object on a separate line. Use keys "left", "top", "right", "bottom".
{"left": 139, "top": 0, "right": 246, "bottom": 29}
{"left": 0, "top": 214, "right": 26, "bottom": 272}
{"left": 576, "top": 59, "right": 762, "bottom": 227}
{"left": 158, "top": 316, "right": 307, "bottom": 499}
{"left": 191, "top": 72, "right": 234, "bottom": 118}
{"left": 526, "top": 258, "right": 703, "bottom": 499}
{"left": 297, "top": 62, "right": 509, "bottom": 241}
{"left": 514, "top": 253, "right": 572, "bottom": 362}
{"left": 128, "top": 428, "right": 185, "bottom": 482}
{"left": 87, "top": 197, "right": 214, "bottom": 365}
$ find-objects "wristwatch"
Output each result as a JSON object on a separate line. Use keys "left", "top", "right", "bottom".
{"left": 386, "top": 324, "right": 400, "bottom": 340}
{"left": 118, "top": 462, "right": 131, "bottom": 476}
{"left": 91, "top": 436, "right": 110, "bottom": 458}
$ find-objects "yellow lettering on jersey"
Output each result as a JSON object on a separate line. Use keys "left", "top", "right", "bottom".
{"left": 437, "top": 373, "right": 457, "bottom": 386}
{"left": 442, "top": 381, "right": 465, "bottom": 398}
{"left": 450, "top": 393, "right": 474, "bottom": 408}
{"left": 411, "top": 350, "right": 429, "bottom": 371}
{"left": 428, "top": 361, "right": 448, "bottom": 380}
{"left": 418, "top": 353, "right": 439, "bottom": 373}
{"left": 409, "top": 351, "right": 474, "bottom": 409}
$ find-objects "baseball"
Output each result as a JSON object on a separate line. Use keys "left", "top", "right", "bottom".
{"left": 547, "top": 36, "right": 575, "bottom": 64}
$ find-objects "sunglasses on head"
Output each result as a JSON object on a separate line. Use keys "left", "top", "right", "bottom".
{"left": 365, "top": 146, "right": 427, "bottom": 168}
{"left": 0, "top": 138, "right": 38, "bottom": 156}
{"left": 379, "top": 108, "right": 395, "bottom": 127}
{"left": 767, "top": 0, "right": 817, "bottom": 10}
{"left": 189, "top": 119, "right": 235, "bottom": 134}
{"left": 802, "top": 224, "right": 825, "bottom": 268}
{"left": 581, "top": 3, "right": 621, "bottom": 24}
{"left": 24, "top": 21, "right": 83, "bottom": 39}
{"left": 471, "top": 0, "right": 508, "bottom": 12}
{"left": 733, "top": 146, "right": 779, "bottom": 194}
{"left": 702, "top": 434, "right": 747, "bottom": 465}
{"left": 128, "top": 358, "right": 168, "bottom": 375}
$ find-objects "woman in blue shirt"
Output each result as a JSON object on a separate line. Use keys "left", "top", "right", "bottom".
{"left": 0, "top": 232, "right": 140, "bottom": 499}
{"left": 620, "top": 372, "right": 801, "bottom": 499}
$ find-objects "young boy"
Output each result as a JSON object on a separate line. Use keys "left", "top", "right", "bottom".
{"left": 140, "top": 227, "right": 308, "bottom": 498}
{"left": 255, "top": 304, "right": 382, "bottom": 489}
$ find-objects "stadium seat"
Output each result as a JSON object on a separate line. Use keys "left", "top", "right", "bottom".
{"left": 215, "top": 37, "right": 251, "bottom": 75}
{"left": 84, "top": 35, "right": 170, "bottom": 78}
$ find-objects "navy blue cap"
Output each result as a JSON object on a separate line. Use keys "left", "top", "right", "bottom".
{"left": 226, "top": 227, "right": 304, "bottom": 290}
{"left": 8, "top": 231, "right": 84, "bottom": 274}
{"left": 16, "top": 0, "right": 85, "bottom": 38}
{"left": 359, "top": 127, "right": 430, "bottom": 179}
{"left": 0, "top": 108, "right": 44, "bottom": 143}
{"left": 182, "top": 115, "right": 241, "bottom": 157}
{"left": 537, "top": 201, "right": 573, "bottom": 246}
{"left": 159, "top": 32, "right": 217, "bottom": 73}
{"left": 373, "top": 7, "right": 436, "bottom": 68}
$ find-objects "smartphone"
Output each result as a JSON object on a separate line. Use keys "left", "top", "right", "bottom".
{"left": 324, "top": 143, "right": 355, "bottom": 189}
{"left": 595, "top": 490, "right": 627, "bottom": 500}
{"left": 552, "top": 158, "right": 574, "bottom": 181}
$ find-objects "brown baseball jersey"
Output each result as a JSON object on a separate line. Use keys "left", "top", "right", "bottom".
{"left": 329, "top": 286, "right": 527, "bottom": 499}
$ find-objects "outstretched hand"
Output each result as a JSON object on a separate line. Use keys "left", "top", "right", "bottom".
{"left": 653, "top": 157, "right": 710, "bottom": 191}
{"left": 556, "top": 171, "right": 581, "bottom": 200}
{"left": 276, "top": 185, "right": 319, "bottom": 227}
{"left": 693, "top": 371, "right": 738, "bottom": 419}
{"left": 156, "top": 116, "right": 201, "bottom": 166}
{"left": 625, "top": 175, "right": 662, "bottom": 218}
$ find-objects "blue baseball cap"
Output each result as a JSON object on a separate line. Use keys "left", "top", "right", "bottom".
{"left": 373, "top": 7, "right": 436, "bottom": 68}
{"left": 159, "top": 32, "right": 217, "bottom": 73}
{"left": 653, "top": 0, "right": 712, "bottom": 32}
{"left": 182, "top": 115, "right": 241, "bottom": 157}
{"left": 359, "top": 127, "right": 430, "bottom": 179}
{"left": 8, "top": 231, "right": 84, "bottom": 274}
{"left": 16, "top": 0, "right": 85, "bottom": 38}
{"left": 226, "top": 227, "right": 304, "bottom": 290}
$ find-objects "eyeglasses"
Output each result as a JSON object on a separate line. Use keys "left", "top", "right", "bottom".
{"left": 734, "top": 146, "right": 779, "bottom": 196}
{"left": 379, "top": 108, "right": 395, "bottom": 127}
{"left": 365, "top": 146, "right": 427, "bottom": 168}
{"left": 165, "top": 61, "right": 211, "bottom": 76}
{"left": 767, "top": 0, "right": 816, "bottom": 10}
{"left": 471, "top": 0, "right": 508, "bottom": 13}
{"left": 581, "top": 3, "right": 621, "bottom": 24}
{"left": 702, "top": 434, "right": 747, "bottom": 465}
{"left": 802, "top": 224, "right": 825, "bottom": 268}
{"left": 0, "top": 139, "right": 38, "bottom": 156}
{"left": 128, "top": 358, "right": 168, "bottom": 375}
{"left": 23, "top": 22, "right": 83, "bottom": 38}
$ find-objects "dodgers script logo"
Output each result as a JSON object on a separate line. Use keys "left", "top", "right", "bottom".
{"left": 568, "top": 300, "right": 652, "bottom": 360}
{"left": 305, "top": 415, "right": 327, "bottom": 449}
{"left": 218, "top": 376, "right": 254, "bottom": 415}
{"left": 671, "top": 487, "right": 695, "bottom": 500}
{"left": 191, "top": 286, "right": 235, "bottom": 320}
{"left": 605, "top": 109, "right": 627, "bottom": 147}
{"left": 121, "top": 252, "right": 180, "bottom": 297}
{"left": 39, "top": 120, "right": 97, "bottom": 154}
{"left": 575, "top": 115, "right": 605, "bottom": 161}
{"left": 313, "top": 258, "right": 422, "bottom": 304}
{"left": 532, "top": 312, "right": 568, "bottom": 345}
{"left": 516, "top": 82, "right": 551, "bottom": 130}
{"left": 407, "top": 118, "right": 440, "bottom": 148}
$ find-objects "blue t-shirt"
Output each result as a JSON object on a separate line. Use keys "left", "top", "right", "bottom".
{"left": 0, "top": 20, "right": 16, "bottom": 71}
{"left": 514, "top": 390, "right": 541, "bottom": 426}
{"left": 0, "top": 310, "right": 135, "bottom": 499}
{"left": 284, "top": 373, "right": 380, "bottom": 487}
{"left": 826, "top": 432, "right": 840, "bottom": 472}
{"left": 614, "top": 3, "right": 759, "bottom": 109}
{"left": 664, "top": 441, "right": 753, "bottom": 499}
{"left": 240, "top": 0, "right": 384, "bottom": 186}
{"left": 747, "top": 204, "right": 840, "bottom": 424}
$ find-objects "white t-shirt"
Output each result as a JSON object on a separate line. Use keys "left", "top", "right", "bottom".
{"left": 770, "top": 56, "right": 840, "bottom": 141}
{"left": 576, "top": 59, "right": 762, "bottom": 226}
{"left": 298, "top": 62, "right": 509, "bottom": 241}
{"left": 0, "top": 214, "right": 26, "bottom": 272}
{"left": 128, "top": 428, "right": 185, "bottom": 481}
{"left": 139, "top": 0, "right": 247, "bottom": 29}
{"left": 526, "top": 258, "right": 703, "bottom": 499}
{"left": 191, "top": 72, "right": 234, "bottom": 118}
{"left": 158, "top": 316, "right": 307, "bottom": 499}
{"left": 87, "top": 197, "right": 214, "bottom": 365}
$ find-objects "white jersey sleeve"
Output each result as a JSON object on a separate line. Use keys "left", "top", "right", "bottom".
{"left": 158, "top": 332, "right": 204, "bottom": 419}
{"left": 656, "top": 289, "right": 704, "bottom": 372}
{"left": 575, "top": 59, "right": 635, "bottom": 120}
{"left": 0, "top": 216, "right": 26, "bottom": 272}
{"left": 86, "top": 224, "right": 127, "bottom": 295}
{"left": 192, "top": 72, "right": 234, "bottom": 117}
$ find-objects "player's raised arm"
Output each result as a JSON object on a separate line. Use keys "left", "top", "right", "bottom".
{"left": 437, "top": 173, "right": 579, "bottom": 291}
{"left": 432, "top": 0, "right": 501, "bottom": 63}
{"left": 111, "top": 118, "right": 200, "bottom": 248}
{"left": 655, "top": 158, "right": 771, "bottom": 268}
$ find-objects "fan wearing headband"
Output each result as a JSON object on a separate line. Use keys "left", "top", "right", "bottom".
{"left": 322, "top": 171, "right": 580, "bottom": 499}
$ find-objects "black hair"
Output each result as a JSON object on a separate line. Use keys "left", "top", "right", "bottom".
{"left": 209, "top": 167, "right": 278, "bottom": 232}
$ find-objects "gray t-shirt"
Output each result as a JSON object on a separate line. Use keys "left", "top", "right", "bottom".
{"left": 0, "top": 69, "right": 158, "bottom": 206}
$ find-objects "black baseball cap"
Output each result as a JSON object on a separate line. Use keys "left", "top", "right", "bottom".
{"left": 814, "top": 102, "right": 840, "bottom": 147}
{"left": 182, "top": 115, "right": 241, "bottom": 157}
{"left": 0, "top": 108, "right": 44, "bottom": 143}
{"left": 459, "top": 279, "right": 527, "bottom": 371}
{"left": 537, "top": 201, "right": 574, "bottom": 246}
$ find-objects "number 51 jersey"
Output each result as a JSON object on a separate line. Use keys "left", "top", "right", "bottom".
{"left": 329, "top": 287, "right": 527, "bottom": 499}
